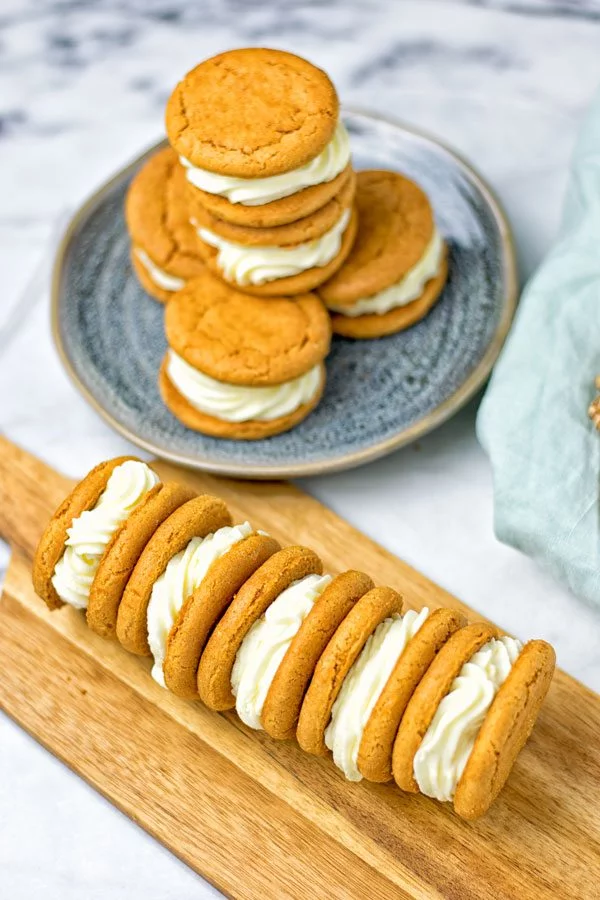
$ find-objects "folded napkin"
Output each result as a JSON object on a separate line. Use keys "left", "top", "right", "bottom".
{"left": 477, "top": 88, "right": 600, "bottom": 607}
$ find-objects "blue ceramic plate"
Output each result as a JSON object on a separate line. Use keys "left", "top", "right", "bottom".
{"left": 52, "top": 109, "right": 517, "bottom": 479}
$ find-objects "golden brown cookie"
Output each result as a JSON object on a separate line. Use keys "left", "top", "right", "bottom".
{"left": 330, "top": 254, "right": 448, "bottom": 339}
{"left": 116, "top": 495, "right": 232, "bottom": 655}
{"left": 297, "top": 586, "right": 404, "bottom": 757}
{"left": 32, "top": 456, "right": 138, "bottom": 611}
{"left": 159, "top": 357, "right": 326, "bottom": 440}
{"left": 197, "top": 546, "right": 323, "bottom": 710}
{"left": 189, "top": 172, "right": 356, "bottom": 247}
{"left": 166, "top": 48, "right": 338, "bottom": 177}
{"left": 262, "top": 570, "right": 375, "bottom": 741}
{"left": 187, "top": 164, "right": 353, "bottom": 229}
{"left": 125, "top": 147, "right": 205, "bottom": 302}
{"left": 164, "top": 272, "right": 331, "bottom": 385}
{"left": 357, "top": 607, "right": 467, "bottom": 783}
{"left": 453, "top": 639, "right": 555, "bottom": 820}
{"left": 392, "top": 622, "right": 498, "bottom": 793}
{"left": 86, "top": 482, "right": 197, "bottom": 639}
{"left": 163, "top": 533, "right": 281, "bottom": 699}
{"left": 195, "top": 206, "right": 358, "bottom": 298}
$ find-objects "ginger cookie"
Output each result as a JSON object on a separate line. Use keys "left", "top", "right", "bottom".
{"left": 163, "top": 531, "right": 281, "bottom": 699}
{"left": 262, "top": 570, "right": 374, "bottom": 741}
{"left": 453, "top": 639, "right": 555, "bottom": 819}
{"left": 125, "top": 147, "right": 205, "bottom": 302}
{"left": 357, "top": 607, "right": 467, "bottom": 783}
{"left": 116, "top": 495, "right": 232, "bottom": 655}
{"left": 297, "top": 586, "right": 404, "bottom": 757}
{"left": 392, "top": 622, "right": 498, "bottom": 794}
{"left": 319, "top": 170, "right": 448, "bottom": 338}
{"left": 160, "top": 273, "right": 331, "bottom": 439}
{"left": 32, "top": 456, "right": 157, "bottom": 612}
{"left": 194, "top": 206, "right": 357, "bottom": 298}
{"left": 86, "top": 481, "right": 196, "bottom": 639}
{"left": 166, "top": 48, "right": 339, "bottom": 178}
{"left": 197, "top": 545, "right": 323, "bottom": 711}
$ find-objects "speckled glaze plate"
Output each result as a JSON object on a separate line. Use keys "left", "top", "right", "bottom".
{"left": 52, "top": 108, "right": 517, "bottom": 479}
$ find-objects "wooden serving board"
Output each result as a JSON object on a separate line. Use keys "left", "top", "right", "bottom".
{"left": 0, "top": 437, "right": 598, "bottom": 899}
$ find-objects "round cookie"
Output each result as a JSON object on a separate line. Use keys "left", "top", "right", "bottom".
{"left": 165, "top": 272, "right": 331, "bottom": 386}
{"left": 262, "top": 570, "right": 375, "bottom": 741}
{"left": 197, "top": 546, "right": 323, "bottom": 710}
{"left": 195, "top": 206, "right": 358, "bottom": 297}
{"left": 186, "top": 164, "right": 353, "bottom": 229}
{"left": 125, "top": 147, "right": 205, "bottom": 302}
{"left": 33, "top": 456, "right": 138, "bottom": 611}
{"left": 163, "top": 533, "right": 281, "bottom": 699}
{"left": 86, "top": 481, "right": 197, "bottom": 640}
{"left": 189, "top": 171, "right": 356, "bottom": 246}
{"left": 159, "top": 357, "right": 326, "bottom": 441}
{"left": 357, "top": 607, "right": 467, "bottom": 783}
{"left": 166, "top": 48, "right": 338, "bottom": 177}
{"left": 297, "top": 586, "right": 404, "bottom": 757}
{"left": 392, "top": 622, "right": 498, "bottom": 793}
{"left": 116, "top": 495, "right": 232, "bottom": 656}
{"left": 453, "top": 639, "right": 555, "bottom": 820}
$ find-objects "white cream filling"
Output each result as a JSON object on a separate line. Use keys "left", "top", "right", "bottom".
{"left": 327, "top": 228, "right": 444, "bottom": 317}
{"left": 133, "top": 247, "right": 186, "bottom": 292}
{"left": 196, "top": 208, "right": 351, "bottom": 286}
{"left": 413, "top": 636, "right": 523, "bottom": 802}
{"left": 324, "top": 608, "right": 429, "bottom": 781}
{"left": 146, "top": 522, "right": 254, "bottom": 687}
{"left": 166, "top": 350, "right": 321, "bottom": 423}
{"left": 180, "top": 120, "right": 351, "bottom": 206}
{"left": 231, "top": 573, "right": 332, "bottom": 730}
{"left": 51, "top": 461, "right": 159, "bottom": 610}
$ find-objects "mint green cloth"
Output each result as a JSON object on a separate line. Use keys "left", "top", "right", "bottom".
{"left": 477, "top": 88, "right": 600, "bottom": 606}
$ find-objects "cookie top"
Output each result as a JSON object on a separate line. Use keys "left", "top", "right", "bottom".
{"left": 125, "top": 147, "right": 205, "bottom": 280}
{"left": 296, "top": 586, "right": 404, "bottom": 757}
{"left": 165, "top": 48, "right": 338, "bottom": 177}
{"left": 32, "top": 456, "right": 138, "bottom": 611}
{"left": 319, "top": 170, "right": 435, "bottom": 306}
{"left": 453, "top": 639, "right": 555, "bottom": 820}
{"left": 164, "top": 272, "right": 331, "bottom": 385}
{"left": 391, "top": 622, "right": 498, "bottom": 793}
{"left": 197, "top": 546, "right": 323, "bottom": 710}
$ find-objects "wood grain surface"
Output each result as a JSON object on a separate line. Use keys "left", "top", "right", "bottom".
{"left": 0, "top": 436, "right": 598, "bottom": 899}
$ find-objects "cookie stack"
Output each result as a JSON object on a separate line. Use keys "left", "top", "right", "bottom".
{"left": 33, "top": 456, "right": 555, "bottom": 820}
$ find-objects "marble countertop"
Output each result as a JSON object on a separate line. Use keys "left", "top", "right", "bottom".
{"left": 2, "top": 1, "right": 600, "bottom": 897}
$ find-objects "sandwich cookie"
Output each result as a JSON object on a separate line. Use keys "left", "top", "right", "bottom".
{"left": 125, "top": 147, "right": 205, "bottom": 302}
{"left": 166, "top": 48, "right": 352, "bottom": 225}
{"left": 197, "top": 545, "right": 323, "bottom": 712}
{"left": 319, "top": 170, "right": 448, "bottom": 338}
{"left": 160, "top": 272, "right": 331, "bottom": 439}
{"left": 33, "top": 457, "right": 160, "bottom": 613}
{"left": 297, "top": 586, "right": 404, "bottom": 758}
{"left": 392, "top": 623, "right": 555, "bottom": 819}
{"left": 116, "top": 495, "right": 233, "bottom": 655}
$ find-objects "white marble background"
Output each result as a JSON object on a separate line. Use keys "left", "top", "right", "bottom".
{"left": 2, "top": 1, "right": 600, "bottom": 897}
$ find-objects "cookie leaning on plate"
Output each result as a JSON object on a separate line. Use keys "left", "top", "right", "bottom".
{"left": 319, "top": 170, "right": 448, "bottom": 338}
{"left": 159, "top": 271, "right": 331, "bottom": 439}
{"left": 125, "top": 147, "right": 205, "bottom": 303}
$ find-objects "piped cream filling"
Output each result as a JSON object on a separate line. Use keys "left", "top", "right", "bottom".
{"left": 134, "top": 247, "right": 185, "bottom": 292}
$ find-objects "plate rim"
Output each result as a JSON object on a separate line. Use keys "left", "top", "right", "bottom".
{"left": 51, "top": 106, "right": 518, "bottom": 480}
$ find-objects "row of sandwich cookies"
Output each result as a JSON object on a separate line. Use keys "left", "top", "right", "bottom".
{"left": 33, "top": 457, "right": 555, "bottom": 819}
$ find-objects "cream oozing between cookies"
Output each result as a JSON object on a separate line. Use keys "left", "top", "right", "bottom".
{"left": 327, "top": 227, "right": 445, "bottom": 318}
{"left": 413, "top": 636, "right": 523, "bottom": 802}
{"left": 133, "top": 247, "right": 186, "bottom": 292}
{"left": 325, "top": 608, "right": 430, "bottom": 781}
{"left": 180, "top": 120, "right": 350, "bottom": 206}
{"left": 166, "top": 350, "right": 321, "bottom": 423}
{"left": 195, "top": 208, "right": 351, "bottom": 286}
{"left": 231, "top": 573, "right": 333, "bottom": 729}
{"left": 51, "top": 461, "right": 159, "bottom": 610}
